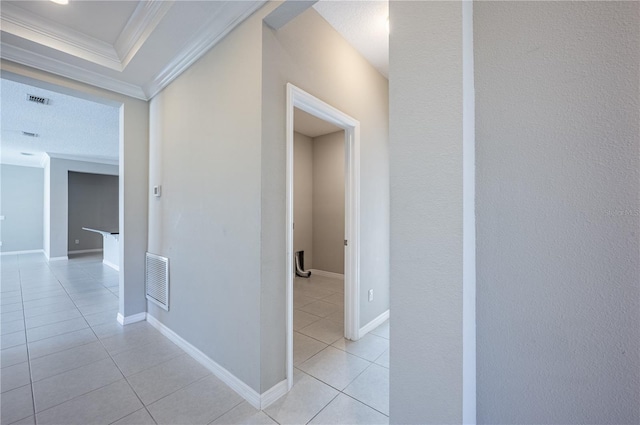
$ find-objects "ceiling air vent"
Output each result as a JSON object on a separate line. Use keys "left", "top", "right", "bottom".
{"left": 26, "top": 94, "right": 50, "bottom": 105}
{"left": 22, "top": 131, "right": 39, "bottom": 138}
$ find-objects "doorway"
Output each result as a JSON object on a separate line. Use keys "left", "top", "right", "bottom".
{"left": 285, "top": 83, "right": 361, "bottom": 390}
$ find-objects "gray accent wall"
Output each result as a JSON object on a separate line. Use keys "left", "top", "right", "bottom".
{"left": 312, "top": 130, "right": 345, "bottom": 274}
{"left": 294, "top": 131, "right": 313, "bottom": 268}
{"left": 262, "top": 7, "right": 390, "bottom": 391}
{"left": 44, "top": 157, "right": 118, "bottom": 259}
{"left": 0, "top": 164, "right": 44, "bottom": 252}
{"left": 475, "top": 2, "right": 640, "bottom": 423}
{"left": 67, "top": 171, "right": 119, "bottom": 252}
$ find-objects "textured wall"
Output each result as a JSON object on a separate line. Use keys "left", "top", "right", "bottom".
{"left": 0, "top": 165, "right": 44, "bottom": 252}
{"left": 389, "top": 1, "right": 465, "bottom": 423}
{"left": 475, "top": 2, "right": 640, "bottom": 423}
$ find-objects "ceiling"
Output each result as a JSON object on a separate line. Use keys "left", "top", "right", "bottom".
{"left": 0, "top": 78, "right": 119, "bottom": 167}
{"left": 0, "top": 0, "right": 267, "bottom": 100}
{"left": 294, "top": 108, "right": 342, "bottom": 138}
{"left": 0, "top": 0, "right": 388, "bottom": 168}
{"left": 313, "top": 0, "right": 388, "bottom": 78}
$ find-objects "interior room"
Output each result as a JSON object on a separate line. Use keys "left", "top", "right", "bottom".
{"left": 1, "top": 0, "right": 638, "bottom": 424}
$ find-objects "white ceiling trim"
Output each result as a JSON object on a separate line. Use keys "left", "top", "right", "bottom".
{"left": 1, "top": 42, "right": 147, "bottom": 99}
{"left": 46, "top": 152, "right": 119, "bottom": 166}
{"left": 114, "top": 0, "right": 174, "bottom": 69}
{"left": 144, "top": 0, "right": 265, "bottom": 99}
{"left": 1, "top": 2, "right": 122, "bottom": 71}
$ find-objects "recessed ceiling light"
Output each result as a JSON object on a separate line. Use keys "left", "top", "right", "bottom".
{"left": 50, "top": 0, "right": 69, "bottom": 5}
{"left": 20, "top": 152, "right": 35, "bottom": 156}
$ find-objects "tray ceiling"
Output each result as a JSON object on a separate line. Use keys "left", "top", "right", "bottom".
{"left": 0, "top": 0, "right": 266, "bottom": 100}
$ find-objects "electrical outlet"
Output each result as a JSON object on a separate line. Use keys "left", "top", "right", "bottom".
{"left": 75, "top": 239, "right": 80, "bottom": 244}
{"left": 368, "top": 289, "right": 374, "bottom": 302}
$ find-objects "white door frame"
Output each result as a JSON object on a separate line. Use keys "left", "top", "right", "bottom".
{"left": 285, "top": 83, "right": 361, "bottom": 389}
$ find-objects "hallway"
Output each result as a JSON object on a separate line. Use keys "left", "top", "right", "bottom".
{"left": 1, "top": 253, "right": 388, "bottom": 425}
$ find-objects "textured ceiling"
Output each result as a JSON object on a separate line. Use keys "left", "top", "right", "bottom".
{"left": 313, "top": 0, "right": 389, "bottom": 78}
{"left": 0, "top": 78, "right": 119, "bottom": 168}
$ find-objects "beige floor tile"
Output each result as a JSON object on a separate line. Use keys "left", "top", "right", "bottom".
{"left": 298, "top": 319, "right": 344, "bottom": 345}
{"left": 344, "top": 364, "right": 389, "bottom": 415}
{"left": 293, "top": 332, "right": 328, "bottom": 366}
{"left": 211, "top": 401, "right": 277, "bottom": 425}
{"left": 264, "top": 371, "right": 338, "bottom": 425}
{"left": 127, "top": 354, "right": 210, "bottom": 405}
{"left": 33, "top": 358, "right": 123, "bottom": 412}
{"left": 332, "top": 333, "right": 389, "bottom": 362}
{"left": 309, "top": 393, "right": 388, "bottom": 424}
{"left": 298, "top": 346, "right": 371, "bottom": 390}
{"left": 147, "top": 375, "right": 243, "bottom": 424}
{"left": 35, "top": 380, "right": 142, "bottom": 425}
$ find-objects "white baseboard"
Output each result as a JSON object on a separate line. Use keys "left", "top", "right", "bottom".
{"left": 310, "top": 269, "right": 344, "bottom": 280}
{"left": 47, "top": 255, "right": 69, "bottom": 262}
{"left": 260, "top": 379, "right": 288, "bottom": 410}
{"left": 0, "top": 249, "right": 44, "bottom": 256}
{"left": 103, "top": 260, "right": 120, "bottom": 271}
{"left": 358, "top": 309, "right": 389, "bottom": 339}
{"left": 146, "top": 314, "right": 287, "bottom": 409}
{"left": 117, "top": 312, "right": 147, "bottom": 325}
{"left": 68, "top": 249, "right": 103, "bottom": 254}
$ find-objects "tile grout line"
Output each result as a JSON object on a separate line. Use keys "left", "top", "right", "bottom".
{"left": 18, "top": 256, "right": 38, "bottom": 425}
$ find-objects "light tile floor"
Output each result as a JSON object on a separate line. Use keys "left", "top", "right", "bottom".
{"left": 1, "top": 253, "right": 389, "bottom": 424}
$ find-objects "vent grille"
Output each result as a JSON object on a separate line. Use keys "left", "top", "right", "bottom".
{"left": 146, "top": 252, "right": 169, "bottom": 311}
{"left": 22, "top": 131, "right": 39, "bottom": 138}
{"left": 26, "top": 94, "right": 50, "bottom": 105}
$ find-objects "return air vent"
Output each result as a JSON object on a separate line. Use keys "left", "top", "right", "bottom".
{"left": 26, "top": 94, "right": 50, "bottom": 105}
{"left": 22, "top": 131, "right": 39, "bottom": 138}
{"left": 146, "top": 252, "right": 169, "bottom": 311}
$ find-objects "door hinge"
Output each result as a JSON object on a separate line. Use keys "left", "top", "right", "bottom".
{"left": 344, "top": 239, "right": 348, "bottom": 246}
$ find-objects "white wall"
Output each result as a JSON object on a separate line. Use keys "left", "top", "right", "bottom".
{"left": 294, "top": 131, "right": 313, "bottom": 268}
{"left": 0, "top": 164, "right": 43, "bottom": 253}
{"left": 475, "top": 2, "right": 640, "bottom": 423}
{"left": 67, "top": 171, "right": 119, "bottom": 252}
{"left": 389, "top": 1, "right": 466, "bottom": 423}
{"left": 2, "top": 60, "right": 149, "bottom": 319}
{"left": 312, "top": 130, "right": 345, "bottom": 274}
{"left": 261, "top": 7, "right": 389, "bottom": 391}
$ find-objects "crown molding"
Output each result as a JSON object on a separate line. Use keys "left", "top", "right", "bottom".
{"left": 47, "top": 152, "right": 119, "bottom": 166}
{"left": 144, "top": 0, "right": 265, "bottom": 99}
{"left": 1, "top": 43, "right": 147, "bottom": 100}
{"left": 0, "top": 2, "right": 122, "bottom": 71}
{"left": 115, "top": 0, "right": 174, "bottom": 69}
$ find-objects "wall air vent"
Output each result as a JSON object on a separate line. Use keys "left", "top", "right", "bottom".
{"left": 26, "top": 94, "right": 50, "bottom": 105}
{"left": 22, "top": 131, "right": 39, "bottom": 138}
{"left": 146, "top": 252, "right": 169, "bottom": 311}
